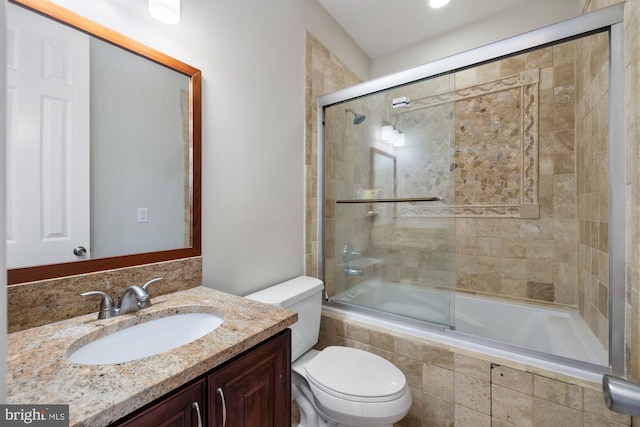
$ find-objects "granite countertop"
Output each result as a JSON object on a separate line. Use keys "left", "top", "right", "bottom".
{"left": 7, "top": 286, "right": 297, "bottom": 427}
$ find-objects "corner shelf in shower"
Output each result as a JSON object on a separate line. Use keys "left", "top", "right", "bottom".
{"left": 338, "top": 257, "right": 383, "bottom": 269}
{"left": 336, "top": 197, "right": 443, "bottom": 204}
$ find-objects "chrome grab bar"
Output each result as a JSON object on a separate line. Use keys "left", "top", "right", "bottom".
{"left": 603, "top": 374, "right": 640, "bottom": 416}
{"left": 336, "top": 196, "right": 442, "bottom": 204}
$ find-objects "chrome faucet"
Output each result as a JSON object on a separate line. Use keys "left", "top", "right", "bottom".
{"left": 81, "top": 277, "right": 163, "bottom": 319}
{"left": 342, "top": 243, "right": 364, "bottom": 276}
{"left": 118, "top": 285, "right": 152, "bottom": 314}
{"left": 342, "top": 243, "right": 361, "bottom": 263}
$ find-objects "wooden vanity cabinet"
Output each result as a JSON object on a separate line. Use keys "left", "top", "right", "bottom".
{"left": 110, "top": 329, "right": 290, "bottom": 427}
{"left": 114, "top": 378, "right": 206, "bottom": 427}
{"left": 208, "top": 328, "right": 291, "bottom": 427}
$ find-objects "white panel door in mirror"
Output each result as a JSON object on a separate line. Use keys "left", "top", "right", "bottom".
{"left": 6, "top": 5, "right": 90, "bottom": 268}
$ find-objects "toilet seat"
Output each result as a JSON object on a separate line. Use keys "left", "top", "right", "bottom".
{"left": 294, "top": 346, "right": 412, "bottom": 426}
{"left": 304, "top": 346, "right": 407, "bottom": 403}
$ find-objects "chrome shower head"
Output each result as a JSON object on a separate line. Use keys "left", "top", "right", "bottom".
{"left": 345, "top": 108, "right": 366, "bottom": 125}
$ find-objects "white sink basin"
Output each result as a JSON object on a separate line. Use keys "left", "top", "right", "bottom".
{"left": 67, "top": 312, "right": 223, "bottom": 365}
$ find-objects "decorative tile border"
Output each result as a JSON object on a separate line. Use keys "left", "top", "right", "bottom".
{"left": 393, "top": 70, "right": 539, "bottom": 218}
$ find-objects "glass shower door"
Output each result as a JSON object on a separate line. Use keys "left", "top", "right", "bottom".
{"left": 319, "top": 11, "right": 620, "bottom": 368}
{"left": 325, "top": 75, "right": 457, "bottom": 328}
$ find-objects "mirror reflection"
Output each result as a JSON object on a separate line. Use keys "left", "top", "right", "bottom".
{"left": 370, "top": 148, "right": 396, "bottom": 200}
{"left": 5, "top": 0, "right": 201, "bottom": 282}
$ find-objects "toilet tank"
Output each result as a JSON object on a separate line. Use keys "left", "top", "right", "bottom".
{"left": 245, "top": 276, "right": 324, "bottom": 361}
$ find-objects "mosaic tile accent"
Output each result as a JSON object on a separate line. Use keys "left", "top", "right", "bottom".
{"left": 394, "top": 69, "right": 539, "bottom": 218}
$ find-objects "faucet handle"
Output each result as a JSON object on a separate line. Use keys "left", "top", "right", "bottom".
{"left": 142, "top": 277, "right": 163, "bottom": 291}
{"left": 80, "top": 291, "right": 116, "bottom": 319}
{"left": 342, "top": 243, "right": 361, "bottom": 263}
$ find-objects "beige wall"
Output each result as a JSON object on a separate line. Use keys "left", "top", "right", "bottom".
{"left": 9, "top": 0, "right": 370, "bottom": 301}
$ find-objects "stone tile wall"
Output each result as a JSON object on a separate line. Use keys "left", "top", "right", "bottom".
{"left": 575, "top": 29, "right": 611, "bottom": 350}
{"left": 415, "top": 43, "right": 578, "bottom": 307}
{"left": 582, "top": 0, "right": 640, "bottom": 392}
{"left": 317, "top": 312, "right": 631, "bottom": 427}
{"left": 303, "top": 32, "right": 363, "bottom": 291}
{"left": 619, "top": 0, "right": 640, "bottom": 386}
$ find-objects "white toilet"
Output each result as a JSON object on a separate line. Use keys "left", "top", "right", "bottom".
{"left": 246, "top": 276, "right": 412, "bottom": 427}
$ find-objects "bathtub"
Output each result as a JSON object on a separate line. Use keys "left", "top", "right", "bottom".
{"left": 332, "top": 280, "right": 608, "bottom": 370}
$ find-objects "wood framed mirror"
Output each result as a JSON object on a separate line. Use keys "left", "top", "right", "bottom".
{"left": 6, "top": 0, "right": 201, "bottom": 285}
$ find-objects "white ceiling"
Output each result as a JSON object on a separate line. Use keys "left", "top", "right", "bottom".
{"left": 319, "top": 0, "right": 533, "bottom": 59}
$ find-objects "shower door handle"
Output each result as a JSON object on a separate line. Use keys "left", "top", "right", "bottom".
{"left": 603, "top": 375, "right": 640, "bottom": 416}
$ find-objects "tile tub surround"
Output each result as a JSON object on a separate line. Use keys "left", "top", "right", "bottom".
{"left": 317, "top": 311, "right": 631, "bottom": 427}
{"left": 6, "top": 286, "right": 297, "bottom": 427}
{"left": 7, "top": 256, "right": 202, "bottom": 333}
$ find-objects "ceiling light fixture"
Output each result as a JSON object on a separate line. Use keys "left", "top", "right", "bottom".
{"left": 381, "top": 125, "right": 406, "bottom": 147}
{"left": 149, "top": 0, "right": 180, "bottom": 24}
{"left": 429, "top": 0, "right": 450, "bottom": 8}
{"left": 381, "top": 125, "right": 395, "bottom": 141}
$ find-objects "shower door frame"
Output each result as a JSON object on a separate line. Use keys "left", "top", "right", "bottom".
{"left": 317, "top": 4, "right": 625, "bottom": 374}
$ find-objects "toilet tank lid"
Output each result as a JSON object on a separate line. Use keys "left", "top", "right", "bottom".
{"left": 245, "top": 276, "right": 324, "bottom": 307}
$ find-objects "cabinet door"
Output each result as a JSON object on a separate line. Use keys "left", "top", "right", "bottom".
{"left": 115, "top": 378, "right": 206, "bottom": 427}
{"left": 208, "top": 329, "right": 291, "bottom": 427}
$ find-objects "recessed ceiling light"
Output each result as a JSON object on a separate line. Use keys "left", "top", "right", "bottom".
{"left": 429, "top": 0, "right": 450, "bottom": 8}
{"left": 149, "top": 0, "right": 180, "bottom": 24}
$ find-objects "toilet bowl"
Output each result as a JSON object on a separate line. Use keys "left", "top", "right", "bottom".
{"left": 246, "top": 276, "right": 411, "bottom": 427}
{"left": 295, "top": 347, "right": 412, "bottom": 426}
